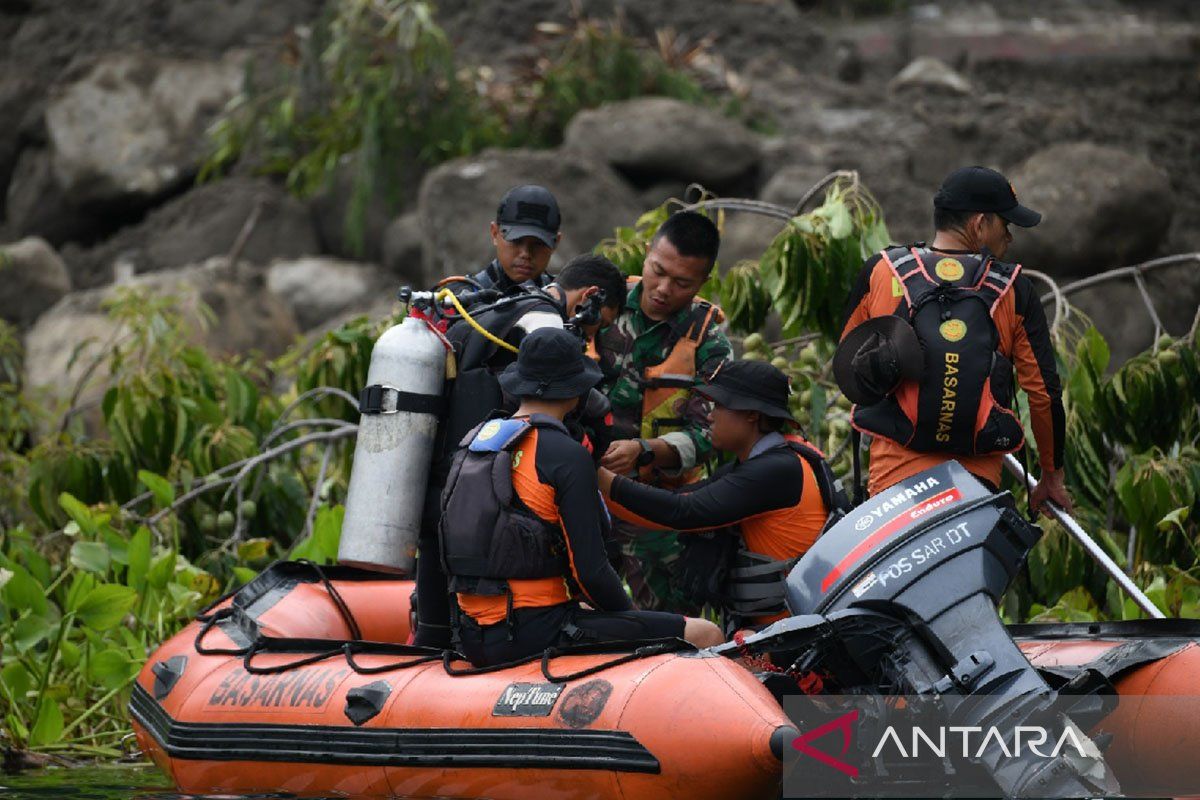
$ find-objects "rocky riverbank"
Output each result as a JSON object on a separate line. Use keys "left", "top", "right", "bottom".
{"left": 2, "top": 0, "right": 1198, "bottom": 394}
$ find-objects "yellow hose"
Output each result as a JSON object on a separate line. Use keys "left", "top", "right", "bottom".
{"left": 436, "top": 288, "right": 519, "bottom": 354}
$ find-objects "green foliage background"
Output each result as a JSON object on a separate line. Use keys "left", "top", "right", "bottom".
{"left": 203, "top": 0, "right": 743, "bottom": 253}
{"left": 3, "top": 0, "right": 1199, "bottom": 764}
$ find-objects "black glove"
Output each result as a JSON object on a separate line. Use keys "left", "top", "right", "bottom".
{"left": 577, "top": 388, "right": 614, "bottom": 467}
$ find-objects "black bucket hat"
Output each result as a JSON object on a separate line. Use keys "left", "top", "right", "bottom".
{"left": 833, "top": 317, "right": 924, "bottom": 405}
{"left": 498, "top": 327, "right": 602, "bottom": 400}
{"left": 696, "top": 360, "right": 797, "bottom": 422}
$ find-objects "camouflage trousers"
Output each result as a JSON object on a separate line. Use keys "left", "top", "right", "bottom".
{"left": 610, "top": 518, "right": 701, "bottom": 616}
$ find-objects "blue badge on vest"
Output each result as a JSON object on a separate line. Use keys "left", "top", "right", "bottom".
{"left": 469, "top": 418, "right": 531, "bottom": 453}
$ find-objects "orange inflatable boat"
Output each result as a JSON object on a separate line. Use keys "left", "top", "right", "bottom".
{"left": 131, "top": 464, "right": 1200, "bottom": 798}
{"left": 129, "top": 562, "right": 1200, "bottom": 799}
{"left": 130, "top": 563, "right": 792, "bottom": 800}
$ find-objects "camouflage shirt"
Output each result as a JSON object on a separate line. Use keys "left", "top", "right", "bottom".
{"left": 596, "top": 282, "right": 732, "bottom": 473}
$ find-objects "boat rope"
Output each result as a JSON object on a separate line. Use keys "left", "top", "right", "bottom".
{"left": 441, "top": 637, "right": 693, "bottom": 681}
{"left": 539, "top": 639, "right": 686, "bottom": 683}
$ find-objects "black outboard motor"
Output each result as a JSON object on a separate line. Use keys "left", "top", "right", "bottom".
{"left": 734, "top": 461, "right": 1117, "bottom": 798}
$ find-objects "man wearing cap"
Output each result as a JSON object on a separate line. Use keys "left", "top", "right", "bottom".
{"left": 413, "top": 254, "right": 626, "bottom": 649}
{"left": 598, "top": 361, "right": 847, "bottom": 631}
{"left": 595, "top": 210, "right": 732, "bottom": 613}
{"left": 439, "top": 328, "right": 724, "bottom": 667}
{"left": 836, "top": 165, "right": 1069, "bottom": 514}
{"left": 451, "top": 184, "right": 563, "bottom": 295}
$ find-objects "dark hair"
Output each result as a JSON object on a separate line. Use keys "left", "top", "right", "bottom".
{"left": 933, "top": 206, "right": 982, "bottom": 232}
{"left": 556, "top": 254, "right": 626, "bottom": 309}
{"left": 652, "top": 211, "right": 720, "bottom": 271}
{"left": 757, "top": 415, "right": 788, "bottom": 434}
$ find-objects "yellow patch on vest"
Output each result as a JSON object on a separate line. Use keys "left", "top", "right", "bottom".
{"left": 934, "top": 257, "right": 965, "bottom": 281}
{"left": 478, "top": 420, "right": 503, "bottom": 441}
{"left": 939, "top": 319, "right": 967, "bottom": 342}
{"left": 891, "top": 277, "right": 904, "bottom": 297}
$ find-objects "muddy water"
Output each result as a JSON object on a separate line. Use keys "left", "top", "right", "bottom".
{"left": 0, "top": 765, "right": 449, "bottom": 799}
{"left": 0, "top": 764, "right": 294, "bottom": 800}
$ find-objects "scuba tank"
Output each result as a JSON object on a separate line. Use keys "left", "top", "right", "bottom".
{"left": 338, "top": 315, "right": 448, "bottom": 575}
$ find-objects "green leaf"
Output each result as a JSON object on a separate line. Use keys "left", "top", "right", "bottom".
{"left": 29, "top": 697, "right": 63, "bottom": 747}
{"left": 138, "top": 469, "right": 175, "bottom": 508}
{"left": 312, "top": 505, "right": 345, "bottom": 561}
{"left": 6, "top": 712, "right": 29, "bottom": 744}
{"left": 233, "top": 566, "right": 259, "bottom": 585}
{"left": 1157, "top": 506, "right": 1190, "bottom": 532}
{"left": 70, "top": 541, "right": 111, "bottom": 574}
{"left": 103, "top": 528, "right": 129, "bottom": 566}
{"left": 1144, "top": 575, "right": 1169, "bottom": 615}
{"left": 1, "top": 661, "right": 32, "bottom": 700}
{"left": 75, "top": 583, "right": 137, "bottom": 631}
{"left": 59, "top": 639, "right": 81, "bottom": 670}
{"left": 236, "top": 538, "right": 273, "bottom": 564}
{"left": 1, "top": 562, "right": 47, "bottom": 616}
{"left": 64, "top": 572, "right": 96, "bottom": 614}
{"left": 58, "top": 492, "right": 97, "bottom": 536}
{"left": 89, "top": 648, "right": 137, "bottom": 691}
{"left": 127, "top": 527, "right": 152, "bottom": 592}
{"left": 11, "top": 614, "right": 52, "bottom": 653}
{"left": 147, "top": 550, "right": 177, "bottom": 590}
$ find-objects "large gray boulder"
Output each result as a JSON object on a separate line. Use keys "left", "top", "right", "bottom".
{"left": 44, "top": 52, "right": 244, "bottom": 208}
{"left": 1063, "top": 257, "right": 1200, "bottom": 367}
{"left": 266, "top": 257, "right": 390, "bottom": 332}
{"left": 66, "top": 177, "right": 321, "bottom": 289}
{"left": 760, "top": 164, "right": 836, "bottom": 210}
{"left": 717, "top": 214, "right": 787, "bottom": 272}
{"left": 5, "top": 147, "right": 104, "bottom": 245}
{"left": 564, "top": 97, "right": 761, "bottom": 191}
{"left": 1007, "top": 143, "right": 1173, "bottom": 277}
{"left": 418, "top": 148, "right": 642, "bottom": 280}
{"left": 381, "top": 211, "right": 425, "bottom": 285}
{"left": 0, "top": 237, "right": 72, "bottom": 329}
{"left": 308, "top": 150, "right": 423, "bottom": 264}
{"left": 24, "top": 257, "right": 300, "bottom": 408}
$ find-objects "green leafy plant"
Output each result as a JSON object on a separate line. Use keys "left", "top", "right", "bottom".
{"left": 204, "top": 0, "right": 504, "bottom": 252}
{"left": 506, "top": 15, "right": 711, "bottom": 148}
{"left": 754, "top": 179, "right": 890, "bottom": 339}
{"left": 202, "top": 1, "right": 734, "bottom": 254}
{"left": 0, "top": 500, "right": 217, "bottom": 755}
{"left": 0, "top": 289, "right": 371, "bottom": 756}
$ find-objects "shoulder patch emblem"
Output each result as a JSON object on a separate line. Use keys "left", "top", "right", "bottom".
{"left": 934, "top": 258, "right": 965, "bottom": 282}
{"left": 939, "top": 319, "right": 967, "bottom": 342}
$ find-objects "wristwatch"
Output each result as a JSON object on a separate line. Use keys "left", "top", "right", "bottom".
{"left": 635, "top": 438, "right": 656, "bottom": 467}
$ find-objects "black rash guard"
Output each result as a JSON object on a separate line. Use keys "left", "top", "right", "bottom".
{"left": 515, "top": 421, "right": 633, "bottom": 613}
{"left": 611, "top": 446, "right": 804, "bottom": 529}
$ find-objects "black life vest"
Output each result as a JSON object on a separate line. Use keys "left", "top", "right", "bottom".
{"left": 438, "top": 415, "right": 568, "bottom": 596}
{"left": 423, "top": 293, "right": 563, "bottom": 533}
{"left": 678, "top": 437, "right": 851, "bottom": 627}
{"left": 852, "top": 246, "right": 1025, "bottom": 457}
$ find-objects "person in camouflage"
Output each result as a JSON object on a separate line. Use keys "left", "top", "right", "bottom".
{"left": 596, "top": 211, "right": 731, "bottom": 612}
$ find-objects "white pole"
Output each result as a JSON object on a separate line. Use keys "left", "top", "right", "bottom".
{"left": 1003, "top": 454, "right": 1164, "bottom": 619}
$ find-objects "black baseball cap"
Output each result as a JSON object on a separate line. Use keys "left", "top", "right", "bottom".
{"left": 933, "top": 166, "right": 1041, "bottom": 228}
{"left": 696, "top": 360, "right": 797, "bottom": 423}
{"left": 496, "top": 185, "right": 562, "bottom": 248}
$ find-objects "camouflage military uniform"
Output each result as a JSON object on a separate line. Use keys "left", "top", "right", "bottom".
{"left": 596, "top": 281, "right": 732, "bottom": 612}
